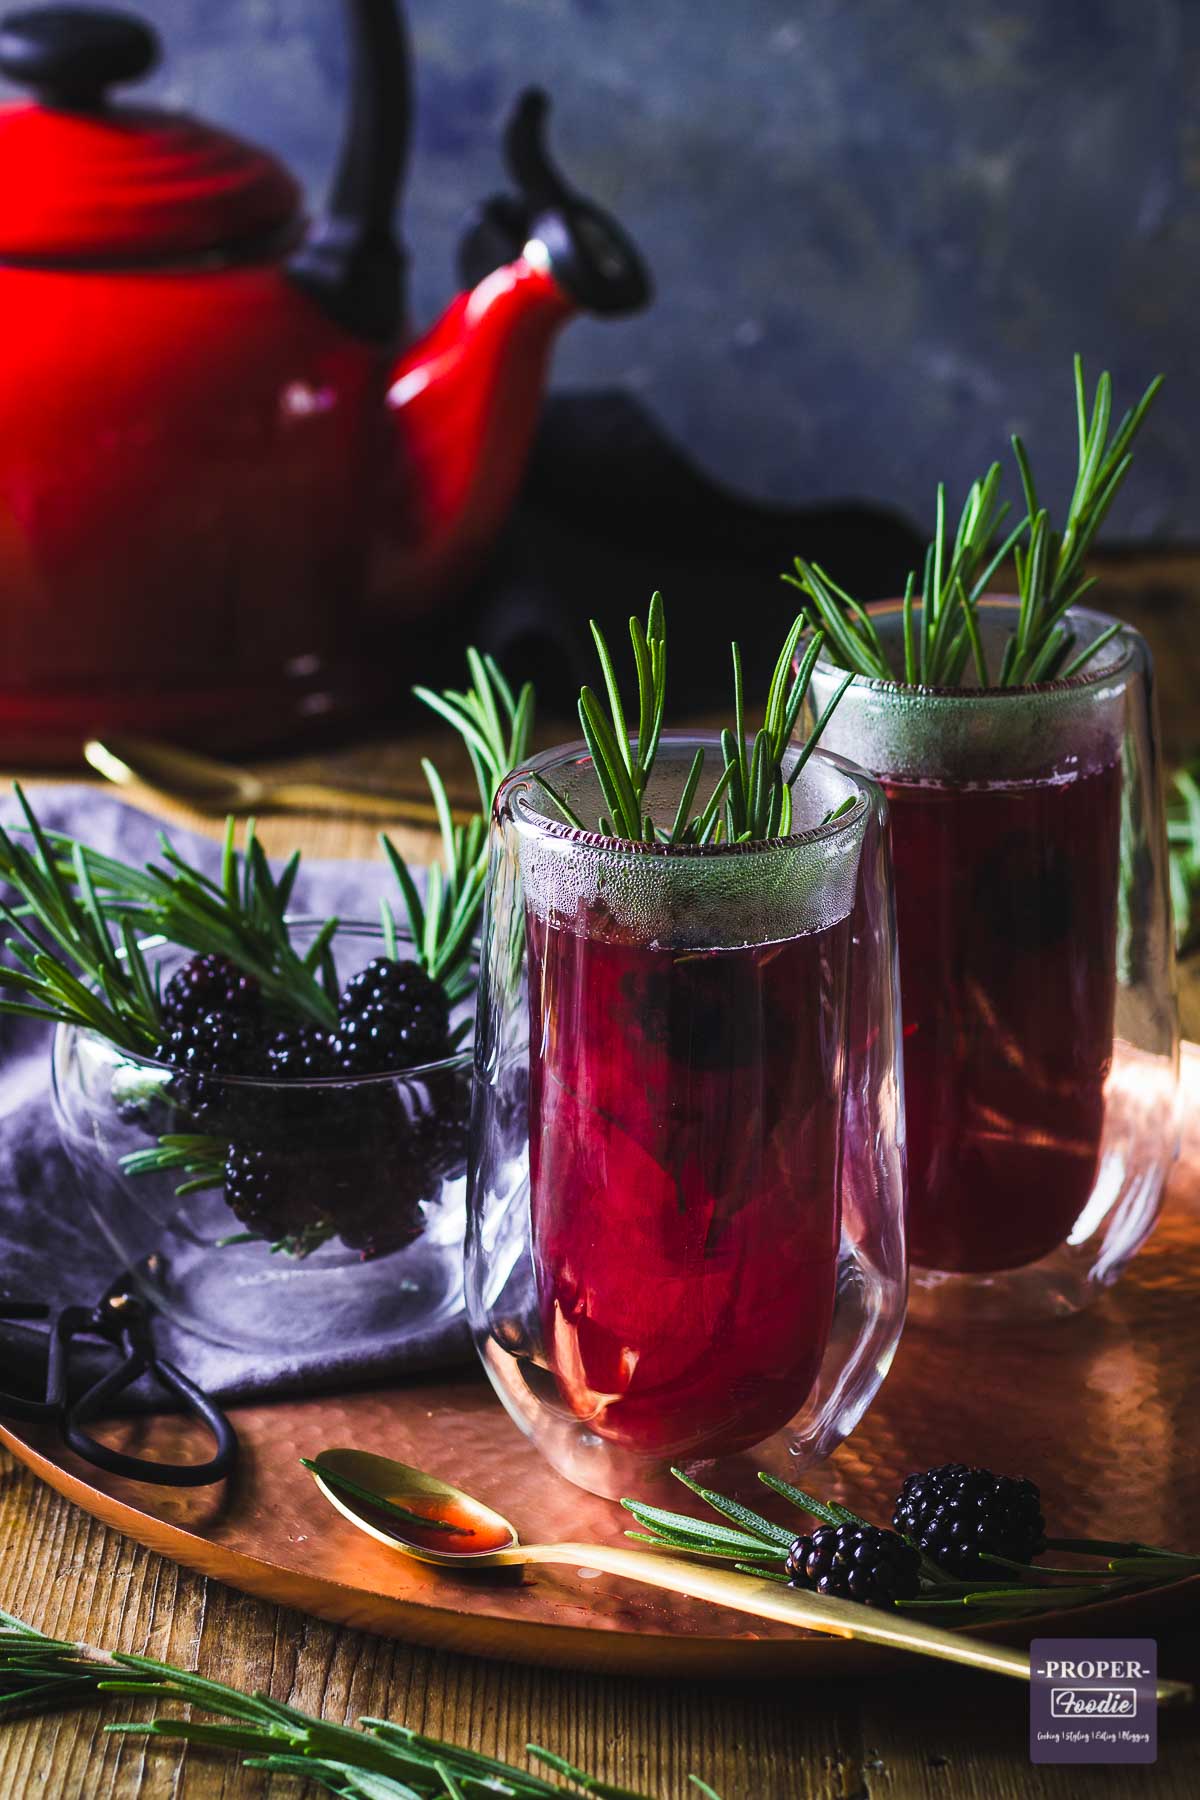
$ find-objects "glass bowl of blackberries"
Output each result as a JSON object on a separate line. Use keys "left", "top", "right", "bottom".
{"left": 51, "top": 922, "right": 472, "bottom": 1352}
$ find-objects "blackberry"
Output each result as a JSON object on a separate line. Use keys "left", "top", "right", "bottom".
{"left": 154, "top": 1009, "right": 264, "bottom": 1077}
{"left": 331, "top": 1161, "right": 429, "bottom": 1260}
{"left": 893, "top": 1463, "right": 1047, "bottom": 1578}
{"left": 786, "top": 1523, "right": 920, "bottom": 1608}
{"left": 224, "top": 1145, "right": 327, "bottom": 1244}
{"left": 162, "top": 953, "right": 260, "bottom": 1031}
{"left": 332, "top": 958, "right": 451, "bottom": 1074}
{"left": 266, "top": 1024, "right": 336, "bottom": 1079}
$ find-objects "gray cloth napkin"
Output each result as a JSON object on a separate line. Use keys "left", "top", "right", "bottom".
{"left": 0, "top": 787, "right": 473, "bottom": 1405}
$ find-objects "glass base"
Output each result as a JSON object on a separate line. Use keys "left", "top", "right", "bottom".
{"left": 906, "top": 1042, "right": 1178, "bottom": 1326}
{"left": 473, "top": 1295, "right": 901, "bottom": 1502}
{"left": 91, "top": 1180, "right": 467, "bottom": 1355}
{"left": 907, "top": 1174, "right": 1170, "bottom": 1325}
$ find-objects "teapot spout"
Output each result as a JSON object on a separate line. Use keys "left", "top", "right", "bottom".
{"left": 375, "top": 251, "right": 575, "bottom": 613}
{"left": 373, "top": 90, "right": 650, "bottom": 616}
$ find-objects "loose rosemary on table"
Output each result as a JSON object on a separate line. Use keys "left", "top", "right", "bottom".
{"left": 788, "top": 355, "right": 1162, "bottom": 689}
{"left": 0, "top": 1605, "right": 722, "bottom": 1799}
{"left": 539, "top": 594, "right": 854, "bottom": 845}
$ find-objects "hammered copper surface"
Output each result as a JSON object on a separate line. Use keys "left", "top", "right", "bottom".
{"left": 3, "top": 1055, "right": 1198, "bottom": 1678}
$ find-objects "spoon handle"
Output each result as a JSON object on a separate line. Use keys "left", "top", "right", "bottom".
{"left": 267, "top": 781, "right": 460, "bottom": 823}
{"left": 527, "top": 1544, "right": 1192, "bottom": 1704}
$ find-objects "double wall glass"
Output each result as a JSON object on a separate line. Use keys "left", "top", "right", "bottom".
{"left": 466, "top": 735, "right": 907, "bottom": 1498}
{"left": 808, "top": 600, "right": 1179, "bottom": 1323}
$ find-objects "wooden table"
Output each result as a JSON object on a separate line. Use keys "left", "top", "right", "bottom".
{"left": 3, "top": 558, "right": 1200, "bottom": 1797}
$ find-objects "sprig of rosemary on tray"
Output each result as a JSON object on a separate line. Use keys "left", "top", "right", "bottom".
{"left": 623, "top": 1469, "right": 1199, "bottom": 1624}
{"left": 539, "top": 596, "right": 852, "bottom": 845}
{"left": 788, "top": 355, "right": 1161, "bottom": 689}
{"left": 0, "top": 1605, "right": 722, "bottom": 1799}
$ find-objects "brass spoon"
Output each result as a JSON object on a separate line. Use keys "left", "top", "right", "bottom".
{"left": 84, "top": 735, "right": 468, "bottom": 826}
{"left": 306, "top": 1450, "right": 1193, "bottom": 1702}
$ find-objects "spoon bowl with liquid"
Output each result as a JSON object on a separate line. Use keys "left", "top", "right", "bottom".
{"left": 304, "top": 1449, "right": 1192, "bottom": 1702}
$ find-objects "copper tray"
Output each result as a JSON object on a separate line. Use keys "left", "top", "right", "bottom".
{"left": 3, "top": 1057, "right": 1199, "bottom": 1679}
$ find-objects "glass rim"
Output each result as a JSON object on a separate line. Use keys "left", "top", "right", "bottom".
{"left": 497, "top": 732, "right": 871, "bottom": 857}
{"left": 78, "top": 914, "right": 472, "bottom": 1090}
{"left": 811, "top": 597, "right": 1135, "bottom": 701}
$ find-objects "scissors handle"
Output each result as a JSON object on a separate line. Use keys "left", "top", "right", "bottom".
{"left": 0, "top": 1289, "right": 237, "bottom": 1487}
{"left": 65, "top": 1346, "right": 238, "bottom": 1488}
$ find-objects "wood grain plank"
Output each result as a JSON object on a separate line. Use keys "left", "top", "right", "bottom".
{"left": 0, "top": 1446, "right": 868, "bottom": 1798}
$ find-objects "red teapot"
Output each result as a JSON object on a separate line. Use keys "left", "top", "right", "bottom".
{"left": 0, "top": 2, "right": 648, "bottom": 760}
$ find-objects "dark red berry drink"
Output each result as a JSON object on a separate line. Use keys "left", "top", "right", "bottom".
{"left": 886, "top": 756, "right": 1122, "bottom": 1272}
{"left": 526, "top": 904, "right": 850, "bottom": 1460}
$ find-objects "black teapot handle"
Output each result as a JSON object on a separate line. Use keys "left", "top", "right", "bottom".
{"left": 459, "top": 90, "right": 650, "bottom": 318}
{"left": 288, "top": 0, "right": 410, "bottom": 343}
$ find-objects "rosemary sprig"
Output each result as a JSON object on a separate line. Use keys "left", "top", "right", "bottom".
{"left": 299, "top": 1458, "right": 468, "bottom": 1534}
{"left": 716, "top": 621, "right": 853, "bottom": 842}
{"left": 787, "top": 462, "right": 1022, "bottom": 688}
{"left": 51, "top": 812, "right": 340, "bottom": 1028}
{"left": 0, "top": 785, "right": 162, "bottom": 1053}
{"left": 546, "top": 594, "right": 667, "bottom": 841}
{"left": 1167, "top": 760, "right": 1200, "bottom": 952}
{"left": 622, "top": 1468, "right": 1200, "bottom": 1624}
{"left": 1002, "top": 357, "right": 1162, "bottom": 685}
{"left": 0, "top": 1606, "right": 722, "bottom": 1798}
{"left": 120, "top": 1133, "right": 226, "bottom": 1199}
{"left": 785, "top": 356, "right": 1161, "bottom": 691}
{"left": 545, "top": 598, "right": 851, "bottom": 845}
{"left": 385, "top": 649, "right": 534, "bottom": 1002}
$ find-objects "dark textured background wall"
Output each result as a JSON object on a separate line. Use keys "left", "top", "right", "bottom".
{"left": 8, "top": 0, "right": 1198, "bottom": 539}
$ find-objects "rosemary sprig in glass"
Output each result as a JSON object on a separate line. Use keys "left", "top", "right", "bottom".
{"left": 0, "top": 1606, "right": 722, "bottom": 1799}
{"left": 788, "top": 462, "right": 1021, "bottom": 688}
{"left": 383, "top": 648, "right": 534, "bottom": 1003}
{"left": 540, "top": 597, "right": 852, "bottom": 845}
{"left": 0, "top": 648, "right": 531, "bottom": 1058}
{"left": 0, "top": 785, "right": 163, "bottom": 1054}
{"left": 13, "top": 805, "right": 341, "bottom": 1029}
{"left": 540, "top": 592, "right": 667, "bottom": 841}
{"left": 786, "top": 356, "right": 1161, "bottom": 690}
{"left": 1002, "top": 357, "right": 1162, "bottom": 685}
{"left": 622, "top": 1468, "right": 1200, "bottom": 1624}
{"left": 719, "top": 619, "right": 853, "bottom": 842}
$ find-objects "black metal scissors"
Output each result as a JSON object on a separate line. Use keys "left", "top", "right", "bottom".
{"left": 0, "top": 1271, "right": 237, "bottom": 1487}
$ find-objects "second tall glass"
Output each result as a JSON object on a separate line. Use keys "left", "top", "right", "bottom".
{"left": 807, "top": 599, "right": 1180, "bottom": 1323}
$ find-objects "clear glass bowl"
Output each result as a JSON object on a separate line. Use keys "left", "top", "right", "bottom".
{"left": 467, "top": 735, "right": 908, "bottom": 1499}
{"left": 52, "top": 920, "right": 470, "bottom": 1352}
{"left": 807, "top": 599, "right": 1180, "bottom": 1323}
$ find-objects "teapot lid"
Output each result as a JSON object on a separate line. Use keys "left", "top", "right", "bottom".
{"left": 0, "top": 6, "right": 301, "bottom": 263}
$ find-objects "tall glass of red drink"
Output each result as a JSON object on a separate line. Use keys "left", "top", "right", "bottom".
{"left": 467, "top": 735, "right": 907, "bottom": 1498}
{"left": 808, "top": 599, "right": 1179, "bottom": 1323}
